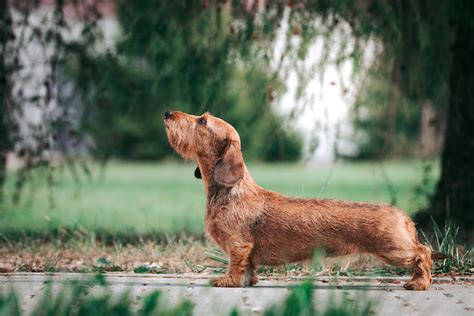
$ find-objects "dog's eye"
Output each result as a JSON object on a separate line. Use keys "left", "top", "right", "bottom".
{"left": 198, "top": 117, "right": 207, "bottom": 125}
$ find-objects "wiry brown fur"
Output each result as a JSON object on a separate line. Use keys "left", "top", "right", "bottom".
{"left": 164, "top": 111, "right": 433, "bottom": 290}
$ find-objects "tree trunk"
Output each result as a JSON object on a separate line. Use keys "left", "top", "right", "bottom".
{"left": 0, "top": 0, "right": 11, "bottom": 205}
{"left": 415, "top": 1, "right": 474, "bottom": 233}
{"left": 419, "top": 101, "right": 445, "bottom": 159}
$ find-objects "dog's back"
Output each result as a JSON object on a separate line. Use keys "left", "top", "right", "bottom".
{"left": 236, "top": 189, "right": 417, "bottom": 266}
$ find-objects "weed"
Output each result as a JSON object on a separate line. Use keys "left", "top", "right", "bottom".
{"left": 205, "top": 248, "right": 229, "bottom": 265}
{"left": 0, "top": 278, "right": 194, "bottom": 316}
{"left": 420, "top": 218, "right": 473, "bottom": 274}
{"left": 257, "top": 281, "right": 376, "bottom": 316}
{"left": 92, "top": 257, "right": 123, "bottom": 273}
{"left": 0, "top": 291, "right": 21, "bottom": 316}
{"left": 133, "top": 263, "right": 165, "bottom": 274}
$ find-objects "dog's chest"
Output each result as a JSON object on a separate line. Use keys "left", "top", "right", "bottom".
{"left": 204, "top": 217, "right": 229, "bottom": 253}
{"left": 204, "top": 204, "right": 232, "bottom": 251}
{"left": 204, "top": 200, "right": 251, "bottom": 252}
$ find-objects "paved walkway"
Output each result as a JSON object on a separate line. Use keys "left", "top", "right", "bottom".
{"left": 1, "top": 273, "right": 473, "bottom": 315}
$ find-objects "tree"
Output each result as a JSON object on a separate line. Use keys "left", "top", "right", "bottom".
{"left": 257, "top": 0, "right": 473, "bottom": 231}
{"left": 73, "top": 0, "right": 302, "bottom": 162}
{"left": 0, "top": 0, "right": 303, "bottom": 203}
{"left": 0, "top": 0, "right": 11, "bottom": 204}
{"left": 415, "top": 1, "right": 474, "bottom": 230}
{"left": 0, "top": 0, "right": 104, "bottom": 203}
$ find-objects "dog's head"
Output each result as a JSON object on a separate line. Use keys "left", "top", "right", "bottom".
{"left": 164, "top": 111, "right": 244, "bottom": 188}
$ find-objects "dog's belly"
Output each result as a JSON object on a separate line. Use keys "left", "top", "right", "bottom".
{"left": 252, "top": 235, "right": 353, "bottom": 266}
{"left": 250, "top": 210, "right": 362, "bottom": 265}
{"left": 253, "top": 246, "right": 314, "bottom": 266}
{"left": 251, "top": 225, "right": 327, "bottom": 265}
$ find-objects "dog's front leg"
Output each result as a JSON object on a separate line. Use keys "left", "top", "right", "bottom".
{"left": 211, "top": 242, "right": 254, "bottom": 287}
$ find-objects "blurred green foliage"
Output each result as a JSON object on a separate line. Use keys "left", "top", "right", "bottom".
{"left": 73, "top": 0, "right": 302, "bottom": 161}
{"left": 352, "top": 59, "right": 422, "bottom": 159}
{"left": 3, "top": 0, "right": 472, "bottom": 229}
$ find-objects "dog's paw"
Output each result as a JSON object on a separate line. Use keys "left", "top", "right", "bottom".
{"left": 403, "top": 278, "right": 430, "bottom": 291}
{"left": 210, "top": 276, "right": 241, "bottom": 287}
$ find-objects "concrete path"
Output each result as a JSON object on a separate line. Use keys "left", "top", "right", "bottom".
{"left": 1, "top": 273, "right": 473, "bottom": 315}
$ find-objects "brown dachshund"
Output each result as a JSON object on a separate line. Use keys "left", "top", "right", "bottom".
{"left": 164, "top": 110, "right": 442, "bottom": 290}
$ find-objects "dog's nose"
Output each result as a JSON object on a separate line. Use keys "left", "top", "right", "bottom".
{"left": 164, "top": 110, "right": 173, "bottom": 119}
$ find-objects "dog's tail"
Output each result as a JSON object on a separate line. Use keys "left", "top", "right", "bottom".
{"left": 431, "top": 251, "right": 455, "bottom": 261}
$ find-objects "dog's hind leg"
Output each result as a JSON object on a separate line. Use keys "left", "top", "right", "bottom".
{"left": 403, "top": 244, "right": 432, "bottom": 290}
{"left": 211, "top": 242, "right": 254, "bottom": 287}
{"left": 376, "top": 244, "right": 432, "bottom": 291}
{"left": 370, "top": 213, "right": 432, "bottom": 290}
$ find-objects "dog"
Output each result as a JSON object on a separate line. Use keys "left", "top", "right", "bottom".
{"left": 164, "top": 110, "right": 446, "bottom": 290}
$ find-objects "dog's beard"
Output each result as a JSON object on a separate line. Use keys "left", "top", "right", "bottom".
{"left": 165, "top": 123, "right": 196, "bottom": 160}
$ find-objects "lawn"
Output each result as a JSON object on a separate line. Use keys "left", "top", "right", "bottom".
{"left": 0, "top": 160, "right": 438, "bottom": 236}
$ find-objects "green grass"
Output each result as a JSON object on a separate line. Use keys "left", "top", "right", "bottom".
{"left": 0, "top": 160, "right": 437, "bottom": 236}
{"left": 420, "top": 218, "right": 473, "bottom": 274}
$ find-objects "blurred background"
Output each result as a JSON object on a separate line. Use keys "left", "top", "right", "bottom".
{"left": 0, "top": 0, "right": 472, "bottom": 240}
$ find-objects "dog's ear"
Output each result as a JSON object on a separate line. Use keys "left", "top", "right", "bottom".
{"left": 213, "top": 140, "right": 244, "bottom": 187}
{"left": 194, "top": 166, "right": 202, "bottom": 179}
